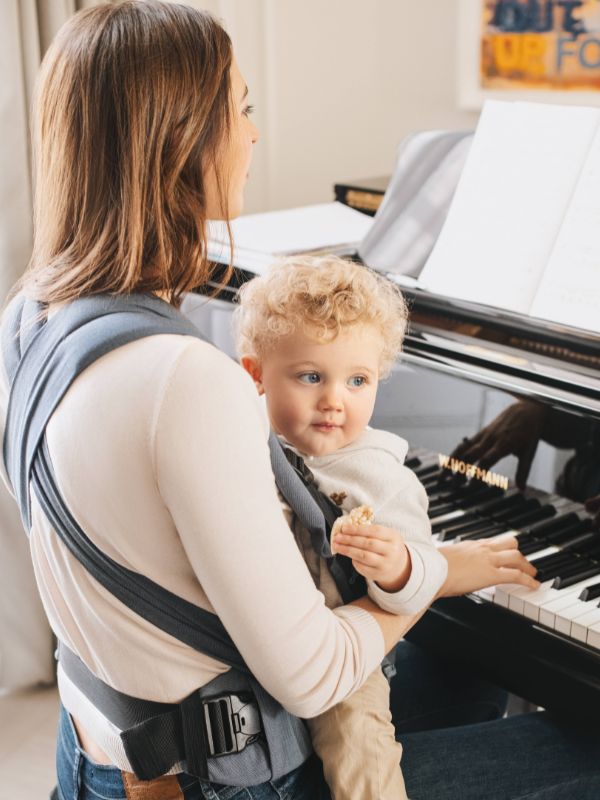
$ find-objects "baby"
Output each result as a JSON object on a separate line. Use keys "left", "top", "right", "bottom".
{"left": 234, "top": 255, "right": 447, "bottom": 800}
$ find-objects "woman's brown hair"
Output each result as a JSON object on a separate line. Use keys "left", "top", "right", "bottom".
{"left": 21, "top": 0, "right": 233, "bottom": 305}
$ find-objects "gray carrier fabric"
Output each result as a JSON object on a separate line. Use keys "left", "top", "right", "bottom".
{"left": 2, "top": 292, "right": 322, "bottom": 784}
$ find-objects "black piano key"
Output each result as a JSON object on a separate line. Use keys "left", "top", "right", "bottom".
{"left": 579, "top": 581, "right": 600, "bottom": 602}
{"left": 455, "top": 525, "right": 510, "bottom": 541}
{"left": 473, "top": 491, "right": 527, "bottom": 515}
{"left": 531, "top": 551, "right": 575, "bottom": 571}
{"left": 535, "top": 558, "right": 579, "bottom": 583}
{"left": 431, "top": 490, "right": 525, "bottom": 524}
{"left": 427, "top": 473, "right": 470, "bottom": 495}
{"left": 571, "top": 535, "right": 600, "bottom": 558}
{"left": 430, "top": 488, "right": 505, "bottom": 531}
{"left": 523, "top": 512, "right": 580, "bottom": 537}
{"left": 492, "top": 497, "right": 541, "bottom": 522}
{"left": 428, "top": 484, "right": 480, "bottom": 507}
{"left": 519, "top": 538, "right": 551, "bottom": 556}
{"left": 429, "top": 498, "right": 472, "bottom": 517}
{"left": 515, "top": 519, "right": 593, "bottom": 556}
{"left": 543, "top": 519, "right": 592, "bottom": 546}
{"left": 552, "top": 564, "right": 600, "bottom": 590}
{"left": 440, "top": 523, "right": 506, "bottom": 542}
{"left": 414, "top": 464, "right": 443, "bottom": 480}
{"left": 578, "top": 546, "right": 600, "bottom": 562}
{"left": 405, "top": 456, "right": 421, "bottom": 470}
{"left": 505, "top": 504, "right": 555, "bottom": 528}
{"left": 438, "top": 515, "right": 500, "bottom": 536}
{"left": 550, "top": 559, "right": 596, "bottom": 578}
{"left": 449, "top": 486, "right": 507, "bottom": 513}
{"left": 428, "top": 490, "right": 459, "bottom": 508}
{"left": 440, "top": 497, "right": 549, "bottom": 539}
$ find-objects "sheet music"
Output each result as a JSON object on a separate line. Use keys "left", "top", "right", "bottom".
{"left": 208, "top": 202, "right": 373, "bottom": 256}
{"left": 530, "top": 125, "right": 600, "bottom": 335}
{"left": 418, "top": 101, "right": 600, "bottom": 314}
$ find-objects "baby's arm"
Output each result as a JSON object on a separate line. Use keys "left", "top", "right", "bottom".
{"left": 333, "top": 467, "right": 447, "bottom": 615}
{"left": 366, "top": 465, "right": 448, "bottom": 615}
{"left": 315, "top": 435, "right": 447, "bottom": 615}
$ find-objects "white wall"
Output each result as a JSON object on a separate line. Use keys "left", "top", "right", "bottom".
{"left": 199, "top": 0, "right": 480, "bottom": 212}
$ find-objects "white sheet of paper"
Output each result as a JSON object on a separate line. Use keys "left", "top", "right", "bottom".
{"left": 418, "top": 101, "right": 600, "bottom": 314}
{"left": 529, "top": 125, "right": 600, "bottom": 334}
{"left": 208, "top": 202, "right": 373, "bottom": 255}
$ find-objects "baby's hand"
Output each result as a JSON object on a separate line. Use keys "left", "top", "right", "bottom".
{"left": 438, "top": 535, "right": 539, "bottom": 597}
{"left": 332, "top": 513, "right": 411, "bottom": 593}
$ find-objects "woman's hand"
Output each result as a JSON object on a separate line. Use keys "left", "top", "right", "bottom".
{"left": 333, "top": 523, "right": 411, "bottom": 593}
{"left": 438, "top": 535, "right": 540, "bottom": 597}
{"left": 451, "top": 401, "right": 546, "bottom": 490}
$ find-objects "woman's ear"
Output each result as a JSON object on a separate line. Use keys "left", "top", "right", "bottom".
{"left": 240, "top": 355, "right": 265, "bottom": 394}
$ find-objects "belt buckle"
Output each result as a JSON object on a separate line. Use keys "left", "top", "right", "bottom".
{"left": 203, "top": 693, "right": 261, "bottom": 757}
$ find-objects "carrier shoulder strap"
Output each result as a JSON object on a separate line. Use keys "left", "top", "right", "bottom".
{"left": 3, "top": 293, "right": 254, "bottom": 670}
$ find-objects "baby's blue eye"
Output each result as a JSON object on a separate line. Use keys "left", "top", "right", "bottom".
{"left": 298, "top": 372, "right": 320, "bottom": 384}
{"left": 348, "top": 376, "right": 366, "bottom": 388}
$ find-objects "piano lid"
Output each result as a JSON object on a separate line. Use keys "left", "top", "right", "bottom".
{"left": 399, "top": 285, "right": 600, "bottom": 421}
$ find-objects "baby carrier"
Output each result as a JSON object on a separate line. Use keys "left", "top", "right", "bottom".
{"left": 2, "top": 292, "right": 376, "bottom": 785}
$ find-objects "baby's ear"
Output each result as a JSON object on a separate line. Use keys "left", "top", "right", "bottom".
{"left": 240, "top": 355, "right": 264, "bottom": 394}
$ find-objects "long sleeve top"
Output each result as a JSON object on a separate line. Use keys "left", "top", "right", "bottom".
{"left": 0, "top": 331, "right": 385, "bottom": 770}
{"left": 302, "top": 428, "right": 448, "bottom": 615}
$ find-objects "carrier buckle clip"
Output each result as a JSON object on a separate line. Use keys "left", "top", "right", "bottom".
{"left": 203, "top": 693, "right": 262, "bottom": 757}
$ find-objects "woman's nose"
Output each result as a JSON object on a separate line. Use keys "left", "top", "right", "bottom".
{"left": 250, "top": 119, "right": 259, "bottom": 144}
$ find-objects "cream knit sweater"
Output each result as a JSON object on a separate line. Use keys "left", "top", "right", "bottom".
{"left": 290, "top": 428, "right": 447, "bottom": 615}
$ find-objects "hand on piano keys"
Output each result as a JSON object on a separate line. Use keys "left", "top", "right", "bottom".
{"left": 408, "top": 449, "right": 600, "bottom": 653}
{"left": 437, "top": 536, "right": 539, "bottom": 598}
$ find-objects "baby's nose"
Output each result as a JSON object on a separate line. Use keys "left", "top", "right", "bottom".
{"left": 318, "top": 388, "right": 343, "bottom": 411}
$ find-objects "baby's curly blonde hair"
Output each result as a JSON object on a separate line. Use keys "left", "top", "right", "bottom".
{"left": 233, "top": 255, "right": 408, "bottom": 377}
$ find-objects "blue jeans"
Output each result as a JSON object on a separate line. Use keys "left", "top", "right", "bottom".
{"left": 391, "top": 643, "right": 600, "bottom": 799}
{"left": 55, "top": 642, "right": 600, "bottom": 799}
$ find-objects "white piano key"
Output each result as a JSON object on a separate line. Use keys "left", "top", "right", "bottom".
{"left": 493, "top": 546, "right": 557, "bottom": 611}
{"left": 524, "top": 575, "right": 600, "bottom": 622}
{"left": 554, "top": 600, "right": 600, "bottom": 636}
{"left": 474, "top": 585, "right": 496, "bottom": 603}
{"left": 587, "top": 621, "right": 600, "bottom": 650}
{"left": 572, "top": 608, "right": 600, "bottom": 643}
{"left": 539, "top": 585, "right": 600, "bottom": 628}
{"left": 493, "top": 583, "right": 522, "bottom": 608}
{"left": 509, "top": 580, "right": 554, "bottom": 616}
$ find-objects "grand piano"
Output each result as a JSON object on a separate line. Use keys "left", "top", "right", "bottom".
{"left": 192, "top": 264, "right": 600, "bottom": 723}
{"left": 372, "top": 285, "right": 600, "bottom": 723}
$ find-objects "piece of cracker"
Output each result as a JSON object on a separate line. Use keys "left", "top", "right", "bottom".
{"left": 330, "top": 504, "right": 374, "bottom": 555}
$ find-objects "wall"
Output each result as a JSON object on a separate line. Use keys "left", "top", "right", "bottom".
{"left": 197, "top": 0, "right": 480, "bottom": 212}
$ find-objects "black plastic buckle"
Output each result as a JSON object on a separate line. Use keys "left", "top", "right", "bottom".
{"left": 202, "top": 693, "right": 262, "bottom": 757}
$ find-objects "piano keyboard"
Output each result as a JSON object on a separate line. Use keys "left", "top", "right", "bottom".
{"left": 408, "top": 449, "right": 600, "bottom": 654}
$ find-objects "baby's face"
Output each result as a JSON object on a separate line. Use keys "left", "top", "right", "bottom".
{"left": 246, "top": 325, "right": 384, "bottom": 457}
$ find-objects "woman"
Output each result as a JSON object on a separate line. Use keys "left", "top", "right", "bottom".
{"left": 2, "top": 3, "right": 599, "bottom": 798}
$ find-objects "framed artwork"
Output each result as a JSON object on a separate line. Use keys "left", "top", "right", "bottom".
{"left": 458, "top": 0, "right": 600, "bottom": 108}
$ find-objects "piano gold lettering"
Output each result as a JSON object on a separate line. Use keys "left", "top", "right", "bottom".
{"left": 437, "top": 453, "right": 509, "bottom": 490}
